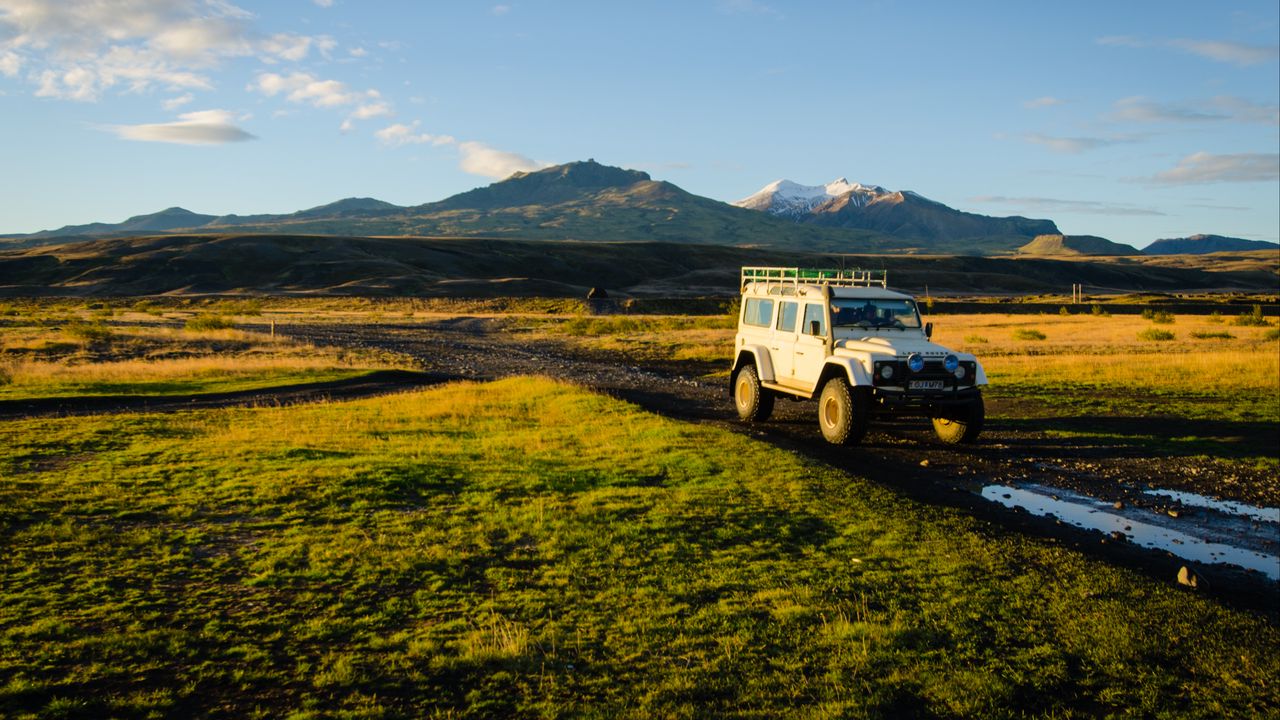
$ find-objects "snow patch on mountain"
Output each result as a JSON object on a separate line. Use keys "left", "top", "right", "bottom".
{"left": 734, "top": 178, "right": 891, "bottom": 217}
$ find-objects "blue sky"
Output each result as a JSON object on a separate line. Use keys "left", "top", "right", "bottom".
{"left": 1, "top": 0, "right": 1277, "bottom": 248}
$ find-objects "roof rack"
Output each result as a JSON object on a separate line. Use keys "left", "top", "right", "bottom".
{"left": 741, "top": 266, "right": 888, "bottom": 291}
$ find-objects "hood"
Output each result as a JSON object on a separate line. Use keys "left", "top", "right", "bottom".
{"left": 835, "top": 336, "right": 973, "bottom": 360}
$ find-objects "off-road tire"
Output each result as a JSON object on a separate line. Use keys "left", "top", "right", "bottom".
{"left": 733, "top": 365, "right": 774, "bottom": 422}
{"left": 931, "top": 391, "right": 985, "bottom": 444}
{"left": 817, "top": 377, "right": 870, "bottom": 445}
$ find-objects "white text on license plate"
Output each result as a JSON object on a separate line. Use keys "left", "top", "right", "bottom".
{"left": 909, "top": 380, "right": 944, "bottom": 390}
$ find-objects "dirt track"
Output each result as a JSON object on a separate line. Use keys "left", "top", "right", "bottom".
{"left": 9, "top": 316, "right": 1276, "bottom": 612}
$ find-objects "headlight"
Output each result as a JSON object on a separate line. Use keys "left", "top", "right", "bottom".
{"left": 955, "top": 365, "right": 967, "bottom": 379}
{"left": 879, "top": 364, "right": 895, "bottom": 380}
{"left": 907, "top": 353, "right": 924, "bottom": 373}
{"left": 944, "top": 354, "right": 959, "bottom": 372}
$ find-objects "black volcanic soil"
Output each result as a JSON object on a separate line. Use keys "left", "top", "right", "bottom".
{"left": 9, "top": 317, "right": 1277, "bottom": 614}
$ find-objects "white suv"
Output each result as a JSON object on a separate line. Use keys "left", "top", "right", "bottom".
{"left": 730, "top": 267, "right": 987, "bottom": 445}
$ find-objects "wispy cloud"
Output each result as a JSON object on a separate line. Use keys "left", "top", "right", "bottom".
{"left": 970, "top": 195, "right": 1166, "bottom": 217}
{"left": 490, "top": 4, "right": 512, "bottom": 16}
{"left": 375, "top": 121, "right": 546, "bottom": 179}
{"left": 374, "top": 121, "right": 454, "bottom": 147}
{"left": 1097, "top": 34, "right": 1279, "bottom": 66}
{"left": 1110, "top": 95, "right": 1278, "bottom": 125}
{"left": 1023, "top": 133, "right": 1139, "bottom": 154}
{"left": 1023, "top": 96, "right": 1065, "bottom": 109}
{"left": 162, "top": 92, "right": 194, "bottom": 110}
{"left": 106, "top": 109, "right": 255, "bottom": 145}
{"left": 1146, "top": 152, "right": 1280, "bottom": 185}
{"left": 717, "top": 0, "right": 781, "bottom": 17}
{"left": 1168, "top": 39, "right": 1279, "bottom": 66}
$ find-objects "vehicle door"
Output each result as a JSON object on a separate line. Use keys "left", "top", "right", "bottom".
{"left": 771, "top": 300, "right": 801, "bottom": 386}
{"left": 794, "top": 301, "right": 828, "bottom": 392}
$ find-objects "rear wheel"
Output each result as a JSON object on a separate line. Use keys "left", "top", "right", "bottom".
{"left": 817, "top": 377, "right": 870, "bottom": 445}
{"left": 932, "top": 391, "right": 985, "bottom": 444}
{"left": 734, "top": 365, "right": 774, "bottom": 422}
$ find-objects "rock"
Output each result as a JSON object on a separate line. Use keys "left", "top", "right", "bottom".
{"left": 1167, "top": 509, "right": 1181, "bottom": 518}
{"left": 1113, "top": 500, "right": 1124, "bottom": 510}
{"left": 1110, "top": 530, "right": 1126, "bottom": 542}
{"left": 1177, "top": 566, "right": 1200, "bottom": 589}
{"left": 919, "top": 460, "right": 930, "bottom": 468}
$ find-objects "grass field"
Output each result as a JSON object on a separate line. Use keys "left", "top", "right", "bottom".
{"left": 0, "top": 306, "right": 400, "bottom": 401}
{"left": 2, "top": 377, "right": 1278, "bottom": 719}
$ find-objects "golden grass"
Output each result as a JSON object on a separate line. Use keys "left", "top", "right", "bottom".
{"left": 2, "top": 355, "right": 358, "bottom": 387}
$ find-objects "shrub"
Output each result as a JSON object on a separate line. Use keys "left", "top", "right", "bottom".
{"left": 65, "top": 320, "right": 113, "bottom": 343}
{"left": 1231, "top": 304, "right": 1270, "bottom": 327}
{"left": 1013, "top": 328, "right": 1046, "bottom": 341}
{"left": 1141, "top": 309, "right": 1175, "bottom": 324}
{"left": 0, "top": 363, "right": 11, "bottom": 386}
{"left": 964, "top": 335, "right": 989, "bottom": 344}
{"left": 1190, "top": 331, "right": 1233, "bottom": 339}
{"left": 1138, "top": 328, "right": 1175, "bottom": 341}
{"left": 1265, "top": 328, "right": 1280, "bottom": 341}
{"left": 1206, "top": 311, "right": 1223, "bottom": 324}
{"left": 1059, "top": 306, "right": 1070, "bottom": 316}
{"left": 1090, "top": 304, "right": 1110, "bottom": 317}
{"left": 215, "top": 299, "right": 264, "bottom": 316}
{"left": 185, "top": 314, "right": 236, "bottom": 331}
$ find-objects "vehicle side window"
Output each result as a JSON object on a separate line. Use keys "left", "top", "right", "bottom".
{"left": 776, "top": 301, "right": 798, "bottom": 332}
{"left": 802, "top": 303, "right": 826, "bottom": 336}
{"left": 742, "top": 298, "right": 774, "bottom": 328}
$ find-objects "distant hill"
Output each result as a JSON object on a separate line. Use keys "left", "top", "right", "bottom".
{"left": 734, "top": 179, "right": 1059, "bottom": 253}
{"left": 1018, "top": 234, "right": 1138, "bottom": 256}
{"left": 1143, "top": 234, "right": 1279, "bottom": 255}
{"left": 1, "top": 233, "right": 1274, "bottom": 297}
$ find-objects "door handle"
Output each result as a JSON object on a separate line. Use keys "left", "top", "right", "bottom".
{"left": 771, "top": 346, "right": 780, "bottom": 351}
{"left": 796, "top": 351, "right": 805, "bottom": 356}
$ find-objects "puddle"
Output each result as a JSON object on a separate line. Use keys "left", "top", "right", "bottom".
{"left": 1142, "top": 489, "right": 1279, "bottom": 525}
{"left": 982, "top": 484, "right": 1280, "bottom": 581}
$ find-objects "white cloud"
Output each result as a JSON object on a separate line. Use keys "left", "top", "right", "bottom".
{"left": 0, "top": 0, "right": 338, "bottom": 101}
{"left": 107, "top": 108, "right": 255, "bottom": 145}
{"left": 350, "top": 101, "right": 391, "bottom": 119}
{"left": 348, "top": 46, "right": 367, "bottom": 57}
{"left": 313, "top": 0, "right": 334, "bottom": 6}
{"left": 458, "top": 141, "right": 546, "bottom": 178}
{"left": 1148, "top": 152, "right": 1280, "bottom": 185}
{"left": 162, "top": 91, "right": 194, "bottom": 109}
{"left": 251, "top": 71, "right": 373, "bottom": 108}
{"left": 490, "top": 4, "right": 511, "bottom": 15}
{"left": 0, "top": 50, "right": 21, "bottom": 77}
{"left": 1023, "top": 96, "right": 1064, "bottom": 109}
{"left": 375, "top": 121, "right": 454, "bottom": 147}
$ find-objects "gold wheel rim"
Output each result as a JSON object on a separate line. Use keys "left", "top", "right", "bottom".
{"left": 736, "top": 378, "right": 750, "bottom": 408}
{"left": 823, "top": 397, "right": 840, "bottom": 427}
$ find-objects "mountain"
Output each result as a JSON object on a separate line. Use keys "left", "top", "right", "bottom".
{"left": 1143, "top": 234, "right": 1279, "bottom": 255}
{"left": 1017, "top": 234, "right": 1138, "bottom": 256}
{"left": 734, "top": 179, "right": 1059, "bottom": 252}
{"left": 13, "top": 207, "right": 219, "bottom": 240}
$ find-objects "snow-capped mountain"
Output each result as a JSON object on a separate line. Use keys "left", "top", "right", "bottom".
{"left": 734, "top": 178, "right": 889, "bottom": 218}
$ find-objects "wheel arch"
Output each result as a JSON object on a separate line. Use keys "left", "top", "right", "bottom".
{"left": 815, "top": 357, "right": 872, "bottom": 393}
{"left": 731, "top": 346, "right": 775, "bottom": 385}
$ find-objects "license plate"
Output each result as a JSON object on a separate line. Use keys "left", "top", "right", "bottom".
{"left": 909, "top": 380, "right": 945, "bottom": 390}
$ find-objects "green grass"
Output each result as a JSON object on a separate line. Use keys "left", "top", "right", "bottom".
{"left": 1011, "top": 328, "right": 1046, "bottom": 341}
{"left": 0, "top": 366, "right": 374, "bottom": 402}
{"left": 1, "top": 377, "right": 1277, "bottom": 718}
{"left": 1137, "top": 328, "right": 1175, "bottom": 341}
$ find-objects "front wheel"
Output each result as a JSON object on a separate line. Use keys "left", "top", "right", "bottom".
{"left": 932, "top": 392, "right": 985, "bottom": 444}
{"left": 817, "top": 377, "right": 870, "bottom": 445}
{"left": 734, "top": 365, "right": 774, "bottom": 422}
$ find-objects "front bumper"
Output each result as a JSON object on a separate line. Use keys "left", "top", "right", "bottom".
{"left": 872, "top": 385, "right": 981, "bottom": 414}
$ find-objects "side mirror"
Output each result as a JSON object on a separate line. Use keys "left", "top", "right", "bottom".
{"left": 925, "top": 322, "right": 933, "bottom": 339}
{"left": 809, "top": 320, "right": 822, "bottom": 336}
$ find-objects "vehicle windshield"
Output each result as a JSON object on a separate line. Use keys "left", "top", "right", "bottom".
{"left": 832, "top": 298, "right": 921, "bottom": 330}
